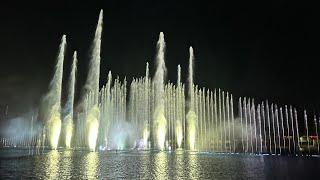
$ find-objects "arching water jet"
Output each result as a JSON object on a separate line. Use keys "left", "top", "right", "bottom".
{"left": 83, "top": 10, "right": 103, "bottom": 151}
{"left": 43, "top": 35, "right": 67, "bottom": 150}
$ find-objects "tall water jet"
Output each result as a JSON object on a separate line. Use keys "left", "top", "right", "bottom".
{"left": 43, "top": 35, "right": 66, "bottom": 149}
{"left": 104, "top": 71, "right": 112, "bottom": 147}
{"left": 304, "top": 110, "right": 310, "bottom": 153}
{"left": 244, "top": 98, "right": 248, "bottom": 152}
{"left": 285, "top": 105, "right": 291, "bottom": 153}
{"left": 176, "top": 65, "right": 183, "bottom": 148}
{"left": 186, "top": 46, "right": 197, "bottom": 150}
{"left": 239, "top": 97, "right": 244, "bottom": 152}
{"left": 262, "top": 102, "right": 267, "bottom": 152}
{"left": 293, "top": 107, "right": 299, "bottom": 154}
{"left": 280, "top": 107, "right": 285, "bottom": 154}
{"left": 257, "top": 104, "right": 263, "bottom": 153}
{"left": 63, "top": 51, "right": 77, "bottom": 148}
{"left": 153, "top": 32, "right": 167, "bottom": 150}
{"left": 177, "top": 65, "right": 181, "bottom": 85}
{"left": 143, "top": 62, "right": 150, "bottom": 149}
{"left": 83, "top": 10, "right": 103, "bottom": 151}
{"left": 266, "top": 101, "right": 272, "bottom": 154}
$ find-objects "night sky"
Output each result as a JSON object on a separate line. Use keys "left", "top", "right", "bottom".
{"left": 0, "top": 1, "right": 319, "bottom": 119}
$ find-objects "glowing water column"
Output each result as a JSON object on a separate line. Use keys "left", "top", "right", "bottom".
{"left": 186, "top": 46, "right": 197, "bottom": 150}
{"left": 153, "top": 32, "right": 167, "bottom": 150}
{"left": 46, "top": 35, "right": 67, "bottom": 150}
{"left": 84, "top": 10, "right": 103, "bottom": 151}
{"left": 143, "top": 62, "right": 150, "bottom": 149}
{"left": 175, "top": 65, "right": 183, "bottom": 148}
{"left": 63, "top": 51, "right": 77, "bottom": 148}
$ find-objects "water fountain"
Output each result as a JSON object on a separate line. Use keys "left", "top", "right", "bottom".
{"left": 63, "top": 51, "right": 77, "bottom": 148}
{"left": 1, "top": 10, "right": 319, "bottom": 157}
{"left": 41, "top": 35, "right": 66, "bottom": 150}
{"left": 186, "top": 46, "right": 197, "bottom": 150}
{"left": 153, "top": 32, "right": 167, "bottom": 150}
{"left": 83, "top": 9, "right": 103, "bottom": 151}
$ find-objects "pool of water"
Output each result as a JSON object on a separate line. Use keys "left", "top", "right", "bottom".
{"left": 0, "top": 149, "right": 319, "bottom": 179}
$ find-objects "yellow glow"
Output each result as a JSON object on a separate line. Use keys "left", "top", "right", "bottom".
{"left": 45, "top": 150, "right": 60, "bottom": 180}
{"left": 87, "top": 106, "right": 100, "bottom": 151}
{"left": 187, "top": 152, "right": 199, "bottom": 178}
{"left": 154, "top": 106, "right": 167, "bottom": 150}
{"left": 48, "top": 111, "right": 61, "bottom": 150}
{"left": 61, "top": 151, "right": 73, "bottom": 179}
{"left": 143, "top": 127, "right": 149, "bottom": 149}
{"left": 154, "top": 152, "right": 168, "bottom": 179}
{"left": 176, "top": 124, "right": 183, "bottom": 148}
{"left": 65, "top": 116, "right": 73, "bottom": 148}
{"left": 187, "top": 111, "right": 197, "bottom": 150}
{"left": 157, "top": 121, "right": 166, "bottom": 150}
{"left": 85, "top": 152, "right": 99, "bottom": 179}
{"left": 175, "top": 151, "right": 184, "bottom": 179}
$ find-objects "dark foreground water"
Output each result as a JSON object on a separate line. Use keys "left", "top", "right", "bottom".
{"left": 0, "top": 149, "right": 319, "bottom": 179}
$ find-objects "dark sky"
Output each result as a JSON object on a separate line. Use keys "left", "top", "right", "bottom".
{"left": 0, "top": 1, "right": 319, "bottom": 118}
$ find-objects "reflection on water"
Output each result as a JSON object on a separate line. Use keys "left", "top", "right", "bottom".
{"left": 1, "top": 150, "right": 320, "bottom": 179}
{"left": 84, "top": 152, "right": 99, "bottom": 179}
{"left": 187, "top": 152, "right": 199, "bottom": 179}
{"left": 34, "top": 150, "right": 73, "bottom": 179}
{"left": 42, "top": 150, "right": 60, "bottom": 180}
{"left": 174, "top": 152, "right": 184, "bottom": 179}
{"left": 139, "top": 152, "right": 151, "bottom": 179}
{"left": 153, "top": 152, "right": 168, "bottom": 180}
{"left": 60, "top": 150, "right": 73, "bottom": 179}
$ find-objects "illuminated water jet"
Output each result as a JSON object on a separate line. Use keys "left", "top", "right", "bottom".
{"left": 44, "top": 35, "right": 66, "bottom": 150}
{"left": 187, "top": 46, "right": 197, "bottom": 150}
{"left": 4, "top": 11, "right": 319, "bottom": 157}
{"left": 64, "top": 51, "right": 77, "bottom": 148}
{"left": 83, "top": 10, "right": 103, "bottom": 151}
{"left": 153, "top": 32, "right": 167, "bottom": 150}
{"left": 48, "top": 105, "right": 62, "bottom": 150}
{"left": 175, "top": 65, "right": 183, "bottom": 148}
{"left": 87, "top": 106, "right": 100, "bottom": 151}
{"left": 143, "top": 62, "right": 150, "bottom": 149}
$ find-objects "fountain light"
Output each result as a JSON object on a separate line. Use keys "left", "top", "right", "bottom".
{"left": 49, "top": 111, "right": 61, "bottom": 150}
{"left": 87, "top": 106, "right": 100, "bottom": 151}
{"left": 176, "top": 125, "right": 183, "bottom": 148}
{"left": 65, "top": 116, "right": 73, "bottom": 149}
{"left": 187, "top": 111, "right": 197, "bottom": 150}
{"left": 155, "top": 109, "right": 166, "bottom": 150}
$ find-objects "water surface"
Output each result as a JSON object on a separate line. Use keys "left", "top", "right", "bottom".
{"left": 0, "top": 150, "right": 319, "bottom": 179}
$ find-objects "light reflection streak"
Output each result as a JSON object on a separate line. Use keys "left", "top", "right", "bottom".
{"left": 153, "top": 152, "right": 168, "bottom": 180}
{"left": 44, "top": 150, "right": 60, "bottom": 180}
{"left": 60, "top": 150, "right": 73, "bottom": 179}
{"left": 85, "top": 152, "right": 99, "bottom": 179}
{"left": 174, "top": 151, "right": 184, "bottom": 179}
{"left": 187, "top": 152, "right": 199, "bottom": 179}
